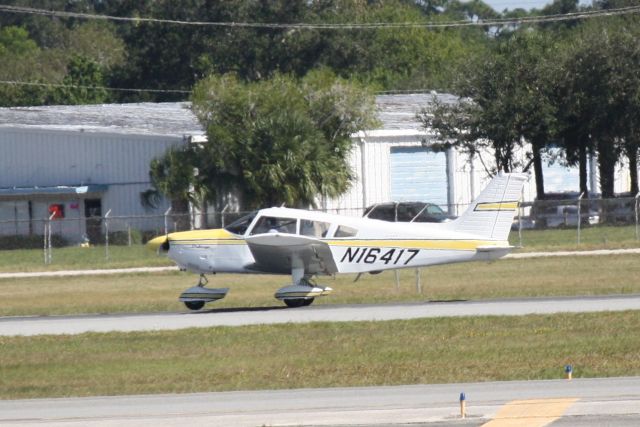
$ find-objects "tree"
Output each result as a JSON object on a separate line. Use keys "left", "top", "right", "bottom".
{"left": 419, "top": 30, "right": 559, "bottom": 200}
{"left": 553, "top": 19, "right": 638, "bottom": 198}
{"left": 419, "top": 33, "right": 534, "bottom": 172}
{"left": 50, "top": 55, "right": 110, "bottom": 105}
{"left": 504, "top": 31, "right": 558, "bottom": 200}
{"left": 0, "top": 26, "right": 60, "bottom": 106}
{"left": 0, "top": 19, "right": 124, "bottom": 106}
{"left": 150, "top": 70, "right": 378, "bottom": 213}
{"left": 144, "top": 146, "right": 197, "bottom": 229}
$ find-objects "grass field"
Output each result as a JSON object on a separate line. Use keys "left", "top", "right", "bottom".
{"left": 2, "top": 226, "right": 638, "bottom": 401}
{"left": 0, "top": 224, "right": 638, "bottom": 273}
{"left": 0, "top": 244, "right": 173, "bottom": 273}
{"left": 1, "top": 254, "right": 638, "bottom": 316}
{"left": 1, "top": 311, "right": 639, "bottom": 399}
{"left": 511, "top": 224, "right": 640, "bottom": 252}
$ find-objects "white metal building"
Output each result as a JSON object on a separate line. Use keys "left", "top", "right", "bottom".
{"left": 323, "top": 93, "right": 635, "bottom": 217}
{"left": 0, "top": 103, "right": 203, "bottom": 242}
{"left": 324, "top": 93, "right": 515, "bottom": 216}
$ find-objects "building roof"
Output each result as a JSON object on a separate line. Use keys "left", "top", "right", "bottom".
{"left": 0, "top": 93, "right": 458, "bottom": 137}
{"left": 0, "top": 184, "right": 108, "bottom": 200}
{"left": 0, "top": 102, "right": 204, "bottom": 138}
{"left": 375, "top": 92, "right": 458, "bottom": 131}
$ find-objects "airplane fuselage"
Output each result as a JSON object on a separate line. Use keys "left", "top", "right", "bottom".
{"left": 160, "top": 207, "right": 511, "bottom": 276}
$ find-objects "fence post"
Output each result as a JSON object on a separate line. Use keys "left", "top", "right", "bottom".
{"left": 127, "top": 222, "right": 132, "bottom": 246}
{"left": 518, "top": 197, "right": 523, "bottom": 248}
{"left": 164, "top": 207, "right": 172, "bottom": 235}
{"left": 415, "top": 268, "right": 422, "bottom": 295}
{"left": 221, "top": 204, "right": 230, "bottom": 228}
{"left": 104, "top": 209, "right": 111, "bottom": 262}
{"left": 635, "top": 193, "right": 640, "bottom": 240}
{"left": 48, "top": 212, "right": 55, "bottom": 264}
{"left": 48, "top": 213, "right": 53, "bottom": 264}
{"left": 43, "top": 219, "right": 48, "bottom": 265}
{"left": 577, "top": 192, "right": 584, "bottom": 246}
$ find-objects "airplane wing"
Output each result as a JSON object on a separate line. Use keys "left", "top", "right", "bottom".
{"left": 245, "top": 233, "right": 338, "bottom": 276}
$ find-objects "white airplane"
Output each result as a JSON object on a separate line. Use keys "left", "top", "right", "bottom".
{"left": 147, "top": 173, "right": 527, "bottom": 310}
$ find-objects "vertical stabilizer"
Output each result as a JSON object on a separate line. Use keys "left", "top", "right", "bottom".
{"left": 451, "top": 173, "right": 527, "bottom": 240}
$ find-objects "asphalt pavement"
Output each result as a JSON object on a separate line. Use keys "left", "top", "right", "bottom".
{"left": 1, "top": 293, "right": 640, "bottom": 336}
{"left": 1, "top": 377, "right": 639, "bottom": 426}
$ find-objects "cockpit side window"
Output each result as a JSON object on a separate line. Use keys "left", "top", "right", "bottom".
{"left": 334, "top": 225, "right": 358, "bottom": 237}
{"left": 250, "top": 216, "right": 297, "bottom": 235}
{"left": 300, "top": 220, "right": 330, "bottom": 238}
{"left": 224, "top": 211, "right": 257, "bottom": 235}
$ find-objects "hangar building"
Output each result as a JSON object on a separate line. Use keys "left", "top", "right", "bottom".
{"left": 0, "top": 103, "right": 203, "bottom": 242}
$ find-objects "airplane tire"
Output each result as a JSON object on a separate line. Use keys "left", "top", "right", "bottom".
{"left": 184, "top": 300, "right": 205, "bottom": 310}
{"left": 284, "top": 298, "right": 307, "bottom": 308}
{"left": 302, "top": 298, "right": 315, "bottom": 306}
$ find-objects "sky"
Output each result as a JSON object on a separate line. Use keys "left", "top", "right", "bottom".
{"left": 482, "top": 0, "right": 590, "bottom": 12}
{"left": 484, "top": 0, "right": 553, "bottom": 11}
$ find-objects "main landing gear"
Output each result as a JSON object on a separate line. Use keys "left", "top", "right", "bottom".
{"left": 179, "top": 274, "right": 229, "bottom": 311}
{"left": 274, "top": 271, "right": 332, "bottom": 308}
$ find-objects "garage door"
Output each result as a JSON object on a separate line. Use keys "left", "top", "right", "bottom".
{"left": 390, "top": 146, "right": 448, "bottom": 208}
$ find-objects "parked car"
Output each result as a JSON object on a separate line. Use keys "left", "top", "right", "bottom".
{"left": 529, "top": 192, "right": 600, "bottom": 228}
{"left": 363, "top": 201, "right": 454, "bottom": 223}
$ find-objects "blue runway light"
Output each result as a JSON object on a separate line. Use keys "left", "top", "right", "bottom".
{"left": 565, "top": 364, "right": 573, "bottom": 380}
{"left": 459, "top": 392, "right": 466, "bottom": 418}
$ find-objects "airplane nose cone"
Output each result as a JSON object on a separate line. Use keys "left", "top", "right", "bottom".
{"left": 146, "top": 235, "right": 168, "bottom": 252}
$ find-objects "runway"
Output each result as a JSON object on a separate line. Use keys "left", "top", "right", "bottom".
{"left": 1, "top": 377, "right": 639, "bottom": 426}
{"left": 2, "top": 293, "right": 640, "bottom": 336}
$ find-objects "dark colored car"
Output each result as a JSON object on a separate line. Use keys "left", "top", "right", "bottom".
{"left": 363, "top": 201, "right": 454, "bottom": 223}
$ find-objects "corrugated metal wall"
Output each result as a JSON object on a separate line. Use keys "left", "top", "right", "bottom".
{"left": 0, "top": 128, "right": 184, "bottom": 234}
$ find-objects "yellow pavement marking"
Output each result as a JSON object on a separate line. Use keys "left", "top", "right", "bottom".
{"left": 482, "top": 398, "right": 579, "bottom": 427}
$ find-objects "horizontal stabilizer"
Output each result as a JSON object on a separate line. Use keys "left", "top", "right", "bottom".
{"left": 475, "top": 245, "right": 514, "bottom": 261}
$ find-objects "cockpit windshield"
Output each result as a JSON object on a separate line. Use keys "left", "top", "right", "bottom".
{"left": 250, "top": 216, "right": 297, "bottom": 235}
{"left": 224, "top": 211, "right": 258, "bottom": 235}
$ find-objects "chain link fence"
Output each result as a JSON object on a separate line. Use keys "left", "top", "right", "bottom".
{"left": 1, "top": 195, "right": 639, "bottom": 265}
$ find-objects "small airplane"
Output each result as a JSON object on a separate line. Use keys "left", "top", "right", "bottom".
{"left": 147, "top": 173, "right": 527, "bottom": 310}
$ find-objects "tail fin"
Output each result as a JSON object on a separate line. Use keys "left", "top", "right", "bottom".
{"left": 451, "top": 173, "right": 527, "bottom": 240}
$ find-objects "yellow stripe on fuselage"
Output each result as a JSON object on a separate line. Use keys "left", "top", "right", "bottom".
{"left": 168, "top": 229, "right": 236, "bottom": 240}
{"left": 168, "top": 228, "right": 245, "bottom": 246}
{"left": 327, "top": 239, "right": 507, "bottom": 251}
{"left": 475, "top": 201, "right": 519, "bottom": 211}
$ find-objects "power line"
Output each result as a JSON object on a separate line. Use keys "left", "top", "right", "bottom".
{"left": 0, "top": 4, "right": 639, "bottom": 30}
{"left": 0, "top": 80, "right": 441, "bottom": 96}
{"left": 0, "top": 80, "right": 191, "bottom": 95}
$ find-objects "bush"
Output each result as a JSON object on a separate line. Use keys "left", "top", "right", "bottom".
{"left": 0, "top": 234, "right": 68, "bottom": 250}
{"left": 104, "top": 229, "right": 143, "bottom": 246}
